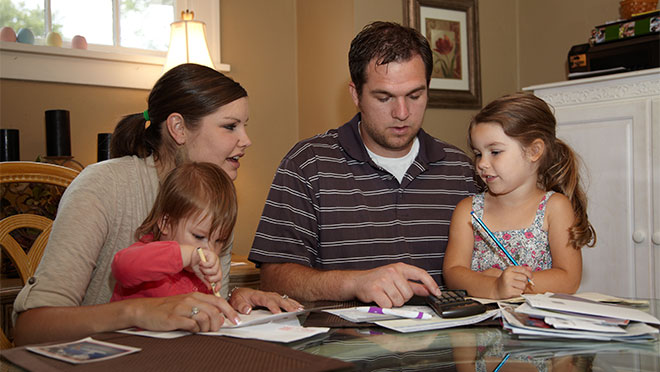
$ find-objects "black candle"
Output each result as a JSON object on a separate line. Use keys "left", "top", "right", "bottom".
{"left": 45, "top": 109, "right": 71, "bottom": 156}
{"left": 0, "top": 129, "right": 20, "bottom": 162}
{"left": 97, "top": 133, "right": 112, "bottom": 162}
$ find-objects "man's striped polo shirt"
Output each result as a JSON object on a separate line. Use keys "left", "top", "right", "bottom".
{"left": 249, "top": 113, "right": 479, "bottom": 286}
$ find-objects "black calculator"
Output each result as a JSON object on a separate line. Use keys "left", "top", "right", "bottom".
{"left": 425, "top": 290, "right": 487, "bottom": 318}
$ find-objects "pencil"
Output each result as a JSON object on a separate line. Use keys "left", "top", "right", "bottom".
{"left": 470, "top": 211, "right": 536, "bottom": 287}
{"left": 493, "top": 353, "right": 510, "bottom": 372}
{"left": 196, "top": 247, "right": 221, "bottom": 297}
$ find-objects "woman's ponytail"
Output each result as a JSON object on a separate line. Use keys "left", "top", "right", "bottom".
{"left": 110, "top": 113, "right": 152, "bottom": 158}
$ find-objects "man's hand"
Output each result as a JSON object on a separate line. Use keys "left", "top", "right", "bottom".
{"left": 349, "top": 263, "right": 441, "bottom": 307}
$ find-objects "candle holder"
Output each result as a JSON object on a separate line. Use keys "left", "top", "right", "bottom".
{"left": 45, "top": 109, "right": 71, "bottom": 157}
{"left": 0, "top": 129, "right": 20, "bottom": 162}
{"left": 97, "top": 133, "right": 112, "bottom": 162}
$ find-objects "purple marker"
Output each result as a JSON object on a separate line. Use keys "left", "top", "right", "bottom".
{"left": 356, "top": 306, "right": 432, "bottom": 319}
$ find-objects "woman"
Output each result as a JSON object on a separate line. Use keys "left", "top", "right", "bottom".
{"left": 13, "top": 64, "right": 301, "bottom": 346}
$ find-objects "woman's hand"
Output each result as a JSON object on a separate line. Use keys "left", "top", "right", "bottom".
{"left": 228, "top": 287, "right": 304, "bottom": 314}
{"left": 130, "top": 292, "right": 241, "bottom": 333}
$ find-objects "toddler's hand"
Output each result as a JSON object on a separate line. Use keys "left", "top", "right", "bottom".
{"left": 495, "top": 266, "right": 532, "bottom": 299}
{"left": 194, "top": 248, "right": 223, "bottom": 292}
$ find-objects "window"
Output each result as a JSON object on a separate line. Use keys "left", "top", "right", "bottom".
{"left": 3, "top": 0, "right": 174, "bottom": 53}
{"left": 0, "top": 0, "right": 226, "bottom": 89}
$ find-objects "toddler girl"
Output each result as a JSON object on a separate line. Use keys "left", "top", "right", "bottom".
{"left": 443, "top": 93, "right": 596, "bottom": 299}
{"left": 111, "top": 162, "right": 237, "bottom": 302}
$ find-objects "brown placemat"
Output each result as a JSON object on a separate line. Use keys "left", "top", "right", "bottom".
{"left": 1, "top": 333, "right": 353, "bottom": 372}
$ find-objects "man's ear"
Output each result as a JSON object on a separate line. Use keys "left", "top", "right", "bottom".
{"left": 166, "top": 113, "right": 186, "bottom": 145}
{"left": 349, "top": 82, "right": 360, "bottom": 108}
{"left": 157, "top": 215, "right": 170, "bottom": 237}
{"left": 528, "top": 139, "right": 545, "bottom": 162}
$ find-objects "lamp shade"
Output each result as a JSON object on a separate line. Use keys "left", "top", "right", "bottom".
{"left": 163, "top": 11, "right": 215, "bottom": 73}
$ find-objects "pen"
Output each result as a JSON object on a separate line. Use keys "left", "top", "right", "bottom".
{"left": 196, "top": 247, "right": 221, "bottom": 297}
{"left": 470, "top": 211, "right": 536, "bottom": 287}
{"left": 356, "top": 306, "right": 432, "bottom": 320}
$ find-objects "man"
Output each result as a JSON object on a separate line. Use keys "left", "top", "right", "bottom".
{"left": 249, "top": 21, "right": 479, "bottom": 307}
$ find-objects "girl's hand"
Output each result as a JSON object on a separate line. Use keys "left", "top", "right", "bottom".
{"left": 193, "top": 248, "right": 223, "bottom": 292}
{"left": 481, "top": 267, "right": 502, "bottom": 278}
{"left": 228, "top": 287, "right": 304, "bottom": 315}
{"left": 180, "top": 245, "right": 222, "bottom": 292}
{"left": 494, "top": 266, "right": 532, "bottom": 299}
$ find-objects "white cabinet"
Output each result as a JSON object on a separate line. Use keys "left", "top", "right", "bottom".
{"left": 525, "top": 68, "right": 660, "bottom": 301}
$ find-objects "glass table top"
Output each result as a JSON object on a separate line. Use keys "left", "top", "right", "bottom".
{"left": 290, "top": 299, "right": 660, "bottom": 372}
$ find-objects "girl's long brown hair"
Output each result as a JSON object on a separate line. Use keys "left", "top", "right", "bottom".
{"left": 469, "top": 93, "right": 596, "bottom": 249}
{"left": 136, "top": 162, "right": 238, "bottom": 252}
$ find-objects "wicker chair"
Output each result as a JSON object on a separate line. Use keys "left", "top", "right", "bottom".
{"left": 0, "top": 161, "right": 79, "bottom": 348}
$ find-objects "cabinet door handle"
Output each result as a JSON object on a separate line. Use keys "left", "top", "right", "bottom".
{"left": 652, "top": 232, "right": 660, "bottom": 245}
{"left": 632, "top": 231, "right": 646, "bottom": 243}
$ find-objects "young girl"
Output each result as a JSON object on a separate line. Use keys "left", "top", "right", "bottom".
{"left": 110, "top": 162, "right": 237, "bottom": 303}
{"left": 443, "top": 93, "right": 596, "bottom": 299}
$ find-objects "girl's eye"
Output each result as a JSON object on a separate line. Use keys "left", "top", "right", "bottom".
{"left": 223, "top": 124, "right": 237, "bottom": 131}
{"left": 193, "top": 234, "right": 205, "bottom": 240}
{"left": 491, "top": 150, "right": 501, "bottom": 156}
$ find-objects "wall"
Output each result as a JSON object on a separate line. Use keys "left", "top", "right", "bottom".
{"left": 221, "top": 0, "right": 299, "bottom": 255}
{"left": 422, "top": 0, "right": 518, "bottom": 152}
{"left": 0, "top": 0, "right": 623, "bottom": 256}
{"left": 297, "top": 0, "right": 356, "bottom": 141}
{"left": 518, "top": 0, "right": 620, "bottom": 87}
{"left": 0, "top": 81, "right": 147, "bottom": 165}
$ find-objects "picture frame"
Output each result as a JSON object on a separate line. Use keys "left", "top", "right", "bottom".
{"left": 404, "top": 0, "right": 482, "bottom": 109}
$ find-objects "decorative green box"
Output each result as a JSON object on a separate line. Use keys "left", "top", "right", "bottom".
{"left": 592, "top": 10, "right": 659, "bottom": 44}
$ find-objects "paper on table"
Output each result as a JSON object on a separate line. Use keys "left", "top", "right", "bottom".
{"left": 119, "top": 315, "right": 328, "bottom": 343}
{"left": 543, "top": 316, "right": 626, "bottom": 333}
{"left": 523, "top": 293, "right": 660, "bottom": 325}
{"left": 117, "top": 328, "right": 190, "bottom": 339}
{"left": 223, "top": 309, "right": 303, "bottom": 328}
{"left": 573, "top": 292, "right": 649, "bottom": 306}
{"left": 118, "top": 309, "right": 306, "bottom": 338}
{"left": 375, "top": 309, "right": 499, "bottom": 333}
{"left": 325, "top": 305, "right": 433, "bottom": 323}
{"left": 471, "top": 296, "right": 524, "bottom": 305}
{"left": 515, "top": 302, "right": 629, "bottom": 326}
{"left": 203, "top": 317, "right": 329, "bottom": 343}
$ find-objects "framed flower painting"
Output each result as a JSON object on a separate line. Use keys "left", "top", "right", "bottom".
{"left": 404, "top": 0, "right": 482, "bottom": 109}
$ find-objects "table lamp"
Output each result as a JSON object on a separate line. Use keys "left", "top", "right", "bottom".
{"left": 162, "top": 9, "right": 215, "bottom": 73}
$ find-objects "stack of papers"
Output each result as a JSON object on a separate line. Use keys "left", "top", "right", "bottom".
{"left": 501, "top": 293, "right": 660, "bottom": 342}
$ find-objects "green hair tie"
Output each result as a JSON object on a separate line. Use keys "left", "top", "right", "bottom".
{"left": 143, "top": 110, "right": 150, "bottom": 121}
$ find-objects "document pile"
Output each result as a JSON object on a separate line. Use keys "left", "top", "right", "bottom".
{"left": 501, "top": 293, "right": 660, "bottom": 342}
